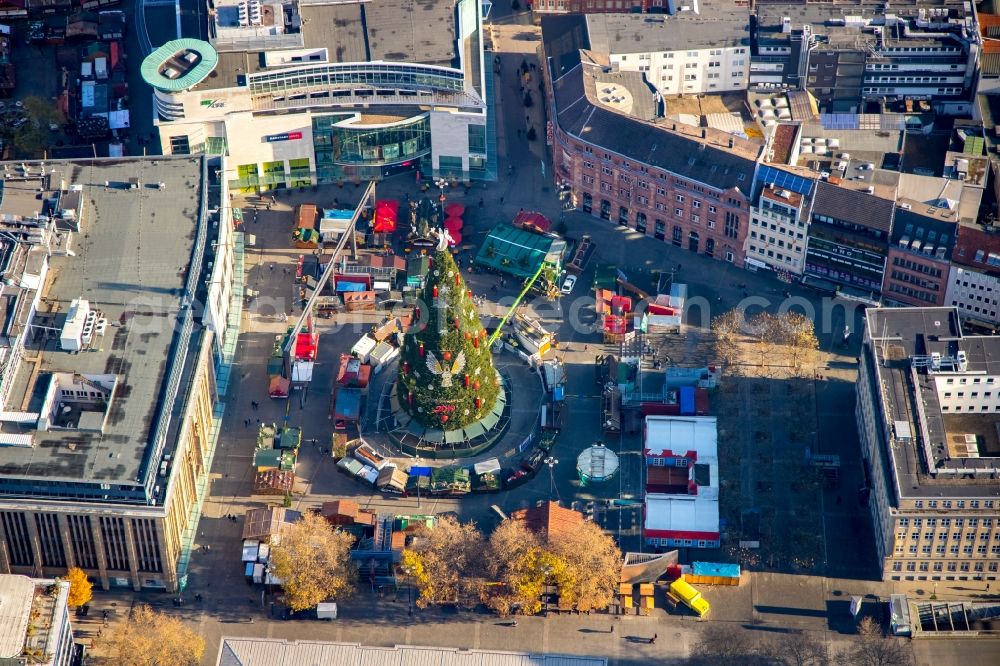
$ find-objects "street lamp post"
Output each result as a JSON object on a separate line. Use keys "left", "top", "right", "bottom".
{"left": 434, "top": 178, "right": 449, "bottom": 217}
{"left": 544, "top": 456, "right": 558, "bottom": 500}
{"left": 402, "top": 566, "right": 414, "bottom": 616}
{"left": 415, "top": 456, "right": 422, "bottom": 508}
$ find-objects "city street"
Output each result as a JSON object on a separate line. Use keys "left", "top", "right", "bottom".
{"left": 76, "top": 4, "right": 1000, "bottom": 665}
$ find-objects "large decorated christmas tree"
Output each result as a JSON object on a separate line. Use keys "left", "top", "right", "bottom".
{"left": 397, "top": 245, "right": 501, "bottom": 430}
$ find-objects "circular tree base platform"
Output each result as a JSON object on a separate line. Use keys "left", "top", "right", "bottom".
{"left": 379, "top": 371, "right": 513, "bottom": 459}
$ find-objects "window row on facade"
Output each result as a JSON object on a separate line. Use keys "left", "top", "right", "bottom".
{"left": 1, "top": 511, "right": 164, "bottom": 574}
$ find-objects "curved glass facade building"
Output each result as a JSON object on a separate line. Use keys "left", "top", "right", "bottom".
{"left": 247, "top": 62, "right": 465, "bottom": 95}
{"left": 313, "top": 114, "right": 431, "bottom": 181}
{"left": 147, "top": 0, "right": 494, "bottom": 185}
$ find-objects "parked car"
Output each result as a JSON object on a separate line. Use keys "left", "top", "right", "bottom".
{"left": 560, "top": 274, "right": 577, "bottom": 295}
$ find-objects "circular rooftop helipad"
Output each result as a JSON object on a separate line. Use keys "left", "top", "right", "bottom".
{"left": 140, "top": 39, "right": 219, "bottom": 93}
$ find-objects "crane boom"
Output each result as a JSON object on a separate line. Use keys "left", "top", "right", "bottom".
{"left": 487, "top": 261, "right": 548, "bottom": 346}
{"left": 283, "top": 181, "right": 376, "bottom": 357}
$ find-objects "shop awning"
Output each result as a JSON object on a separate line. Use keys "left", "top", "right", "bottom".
{"left": 513, "top": 210, "right": 551, "bottom": 234}
{"left": 295, "top": 332, "right": 317, "bottom": 360}
{"left": 373, "top": 200, "right": 399, "bottom": 233}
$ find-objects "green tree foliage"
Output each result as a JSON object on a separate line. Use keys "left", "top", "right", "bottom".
{"left": 397, "top": 249, "right": 500, "bottom": 428}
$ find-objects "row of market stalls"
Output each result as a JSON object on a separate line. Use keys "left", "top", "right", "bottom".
{"left": 334, "top": 439, "right": 505, "bottom": 495}
{"left": 330, "top": 315, "right": 411, "bottom": 431}
{"left": 267, "top": 323, "right": 318, "bottom": 399}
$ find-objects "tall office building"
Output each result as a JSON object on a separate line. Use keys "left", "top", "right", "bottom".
{"left": 0, "top": 156, "right": 242, "bottom": 592}
{"left": 858, "top": 308, "right": 1000, "bottom": 582}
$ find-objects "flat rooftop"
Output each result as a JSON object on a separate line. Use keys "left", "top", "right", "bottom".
{"left": 757, "top": 0, "right": 973, "bottom": 37}
{"left": 0, "top": 575, "right": 32, "bottom": 658}
{"left": 365, "top": 0, "right": 457, "bottom": 66}
{"left": 0, "top": 157, "right": 208, "bottom": 487}
{"left": 644, "top": 416, "right": 718, "bottom": 458}
{"left": 865, "top": 307, "right": 1000, "bottom": 499}
{"left": 194, "top": 0, "right": 461, "bottom": 91}
{"left": 217, "top": 639, "right": 608, "bottom": 666}
{"left": 586, "top": 4, "right": 749, "bottom": 53}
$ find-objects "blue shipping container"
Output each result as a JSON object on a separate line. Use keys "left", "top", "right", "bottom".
{"left": 692, "top": 561, "right": 740, "bottom": 579}
{"left": 679, "top": 386, "right": 695, "bottom": 415}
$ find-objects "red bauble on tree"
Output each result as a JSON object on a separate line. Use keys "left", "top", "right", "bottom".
{"left": 403, "top": 361, "right": 410, "bottom": 375}
{"left": 473, "top": 380, "right": 480, "bottom": 390}
{"left": 443, "top": 351, "right": 452, "bottom": 362}
{"left": 419, "top": 342, "right": 425, "bottom": 357}
{"left": 473, "top": 336, "right": 479, "bottom": 348}
{"left": 441, "top": 414, "right": 449, "bottom": 423}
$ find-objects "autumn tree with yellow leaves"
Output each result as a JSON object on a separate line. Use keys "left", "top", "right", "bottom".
{"left": 64, "top": 567, "right": 92, "bottom": 609}
{"left": 546, "top": 519, "right": 621, "bottom": 612}
{"left": 481, "top": 520, "right": 570, "bottom": 616}
{"left": 100, "top": 604, "right": 204, "bottom": 666}
{"left": 268, "top": 512, "right": 356, "bottom": 612}
{"left": 402, "top": 512, "right": 621, "bottom": 615}
{"left": 401, "top": 515, "right": 484, "bottom": 608}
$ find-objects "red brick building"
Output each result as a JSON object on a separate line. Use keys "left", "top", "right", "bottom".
{"left": 880, "top": 177, "right": 968, "bottom": 307}
{"left": 542, "top": 20, "right": 760, "bottom": 264}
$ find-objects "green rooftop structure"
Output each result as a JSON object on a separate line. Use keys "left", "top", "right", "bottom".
{"left": 474, "top": 223, "right": 565, "bottom": 279}
{"left": 140, "top": 39, "right": 219, "bottom": 93}
{"left": 253, "top": 448, "right": 296, "bottom": 472}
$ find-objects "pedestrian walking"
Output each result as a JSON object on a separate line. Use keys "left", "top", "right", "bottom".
{"left": 610, "top": 625, "right": 614, "bottom": 634}
{"left": 500, "top": 196, "right": 505, "bottom": 204}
